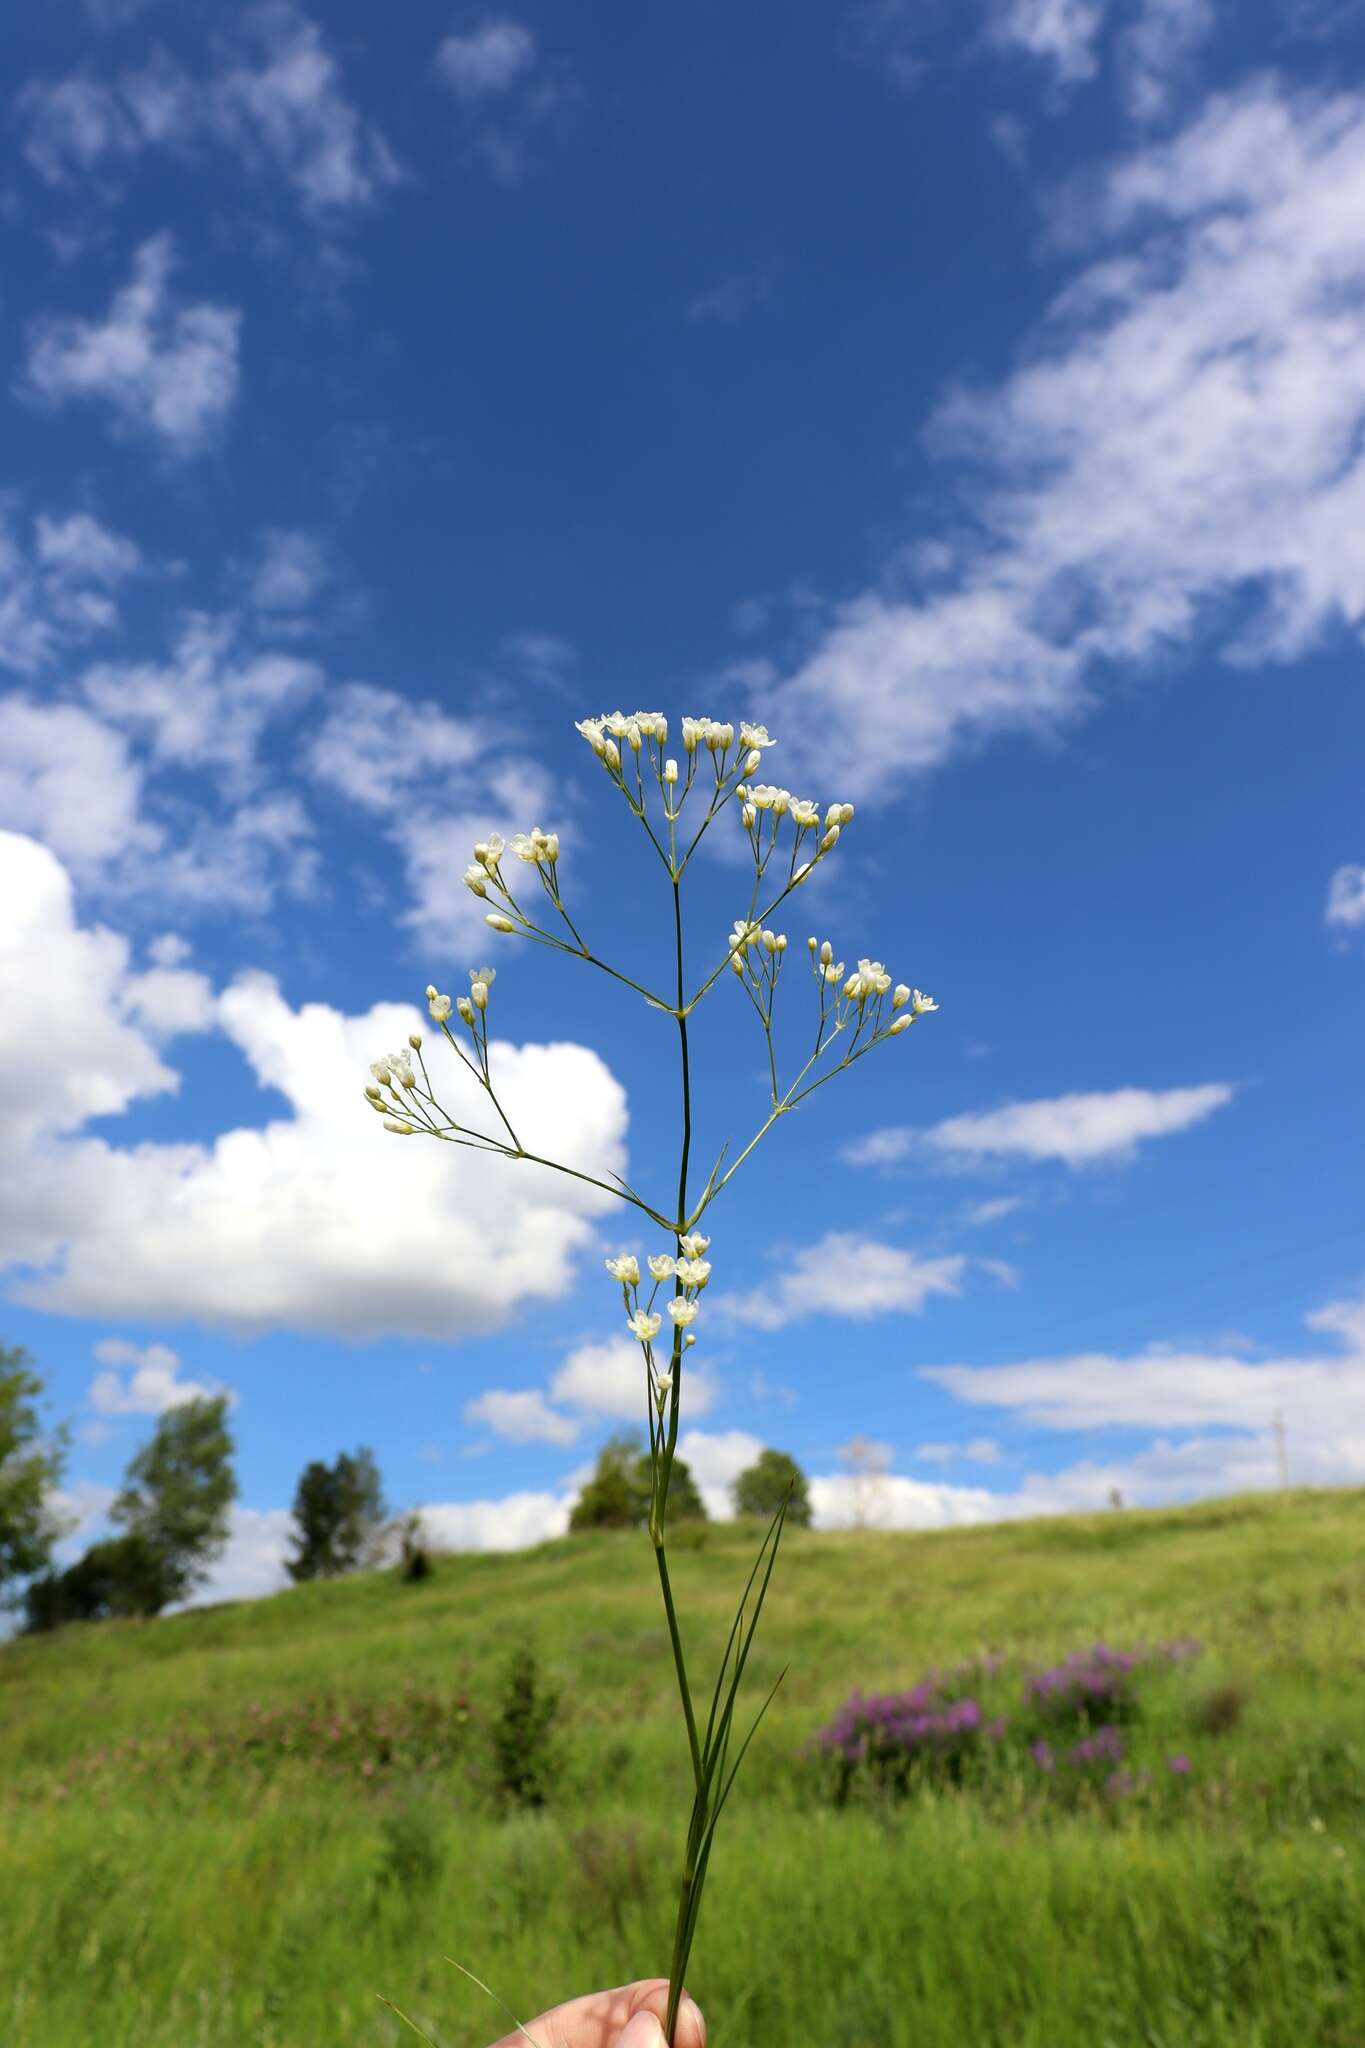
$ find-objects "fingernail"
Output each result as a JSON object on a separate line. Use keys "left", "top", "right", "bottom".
{"left": 616, "top": 2015, "right": 666, "bottom": 2048}
{"left": 682, "top": 1996, "right": 706, "bottom": 2045}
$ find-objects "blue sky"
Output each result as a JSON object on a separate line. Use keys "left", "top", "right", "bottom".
{"left": 2, "top": 0, "right": 1364, "bottom": 1598}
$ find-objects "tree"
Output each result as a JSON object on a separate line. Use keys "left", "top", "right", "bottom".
{"left": 24, "top": 1532, "right": 174, "bottom": 1631}
{"left": 733, "top": 1447, "right": 813, "bottom": 1528}
{"left": 0, "top": 1343, "right": 67, "bottom": 1607}
{"left": 569, "top": 1432, "right": 708, "bottom": 1532}
{"left": 286, "top": 1448, "right": 387, "bottom": 1581}
{"left": 110, "top": 1395, "right": 236, "bottom": 1610}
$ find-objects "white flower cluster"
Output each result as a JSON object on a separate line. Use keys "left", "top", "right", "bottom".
{"left": 425, "top": 966, "right": 496, "bottom": 1032}
{"left": 607, "top": 1232, "right": 712, "bottom": 1399}
{"left": 364, "top": 1037, "right": 426, "bottom": 1135}
{"left": 806, "top": 937, "right": 938, "bottom": 1041}
{"left": 736, "top": 784, "right": 855, "bottom": 887}
{"left": 462, "top": 828, "right": 564, "bottom": 939}
{"left": 728, "top": 917, "right": 789, "bottom": 1010}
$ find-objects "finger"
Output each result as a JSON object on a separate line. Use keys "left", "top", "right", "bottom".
{"left": 615, "top": 2015, "right": 665, "bottom": 2048}
{"left": 622, "top": 1980, "right": 706, "bottom": 2048}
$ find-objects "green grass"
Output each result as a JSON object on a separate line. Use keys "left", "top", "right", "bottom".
{"left": 3, "top": 1489, "right": 1364, "bottom": 2046}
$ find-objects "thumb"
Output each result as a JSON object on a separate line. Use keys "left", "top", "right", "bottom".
{"left": 615, "top": 2014, "right": 667, "bottom": 2048}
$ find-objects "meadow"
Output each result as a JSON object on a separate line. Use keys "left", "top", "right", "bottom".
{"left": 3, "top": 1488, "right": 1363, "bottom": 2048}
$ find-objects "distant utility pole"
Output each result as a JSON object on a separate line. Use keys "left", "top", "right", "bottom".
{"left": 1272, "top": 1409, "right": 1289, "bottom": 1491}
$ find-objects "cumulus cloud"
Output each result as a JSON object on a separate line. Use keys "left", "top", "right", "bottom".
{"left": 464, "top": 1388, "right": 579, "bottom": 1446}
{"left": 1120, "top": 0, "right": 1216, "bottom": 120}
{"left": 0, "top": 835, "right": 630, "bottom": 1338}
{"left": 550, "top": 1337, "right": 716, "bottom": 1420}
{"left": 712, "top": 1231, "right": 966, "bottom": 1330}
{"left": 0, "top": 700, "right": 153, "bottom": 867}
{"left": 845, "top": 1083, "right": 1234, "bottom": 1169}
{"left": 765, "top": 80, "right": 1365, "bottom": 800}
{"left": 24, "top": 234, "right": 241, "bottom": 455}
{"left": 88, "top": 1337, "right": 226, "bottom": 1415}
{"left": 19, "top": 5, "right": 400, "bottom": 218}
{"left": 1326, "top": 864, "right": 1365, "bottom": 933}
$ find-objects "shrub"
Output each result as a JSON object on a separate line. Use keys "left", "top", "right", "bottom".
{"left": 377, "top": 1800, "right": 445, "bottom": 1892}
{"left": 490, "top": 1645, "right": 561, "bottom": 1809}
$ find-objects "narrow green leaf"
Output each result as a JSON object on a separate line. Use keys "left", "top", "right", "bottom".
{"left": 445, "top": 1960, "right": 548, "bottom": 2048}
{"left": 376, "top": 1995, "right": 445, "bottom": 2047}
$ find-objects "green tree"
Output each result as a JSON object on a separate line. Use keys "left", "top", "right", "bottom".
{"left": 24, "top": 1532, "right": 174, "bottom": 1631}
{"left": 111, "top": 1395, "right": 236, "bottom": 1610}
{"left": 569, "top": 1431, "right": 707, "bottom": 1531}
{"left": 733, "top": 1447, "right": 813, "bottom": 1528}
{"left": 0, "top": 1343, "right": 67, "bottom": 1607}
{"left": 286, "top": 1448, "right": 387, "bottom": 1581}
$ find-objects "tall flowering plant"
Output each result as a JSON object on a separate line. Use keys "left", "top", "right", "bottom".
{"left": 365, "top": 711, "right": 937, "bottom": 2039}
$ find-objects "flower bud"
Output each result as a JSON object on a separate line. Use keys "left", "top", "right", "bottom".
{"left": 364, "top": 1084, "right": 383, "bottom": 1102}
{"left": 471, "top": 980, "right": 488, "bottom": 1010}
{"left": 741, "top": 803, "right": 756, "bottom": 828}
{"left": 838, "top": 802, "right": 855, "bottom": 824}
{"left": 820, "top": 939, "right": 833, "bottom": 965}
{"left": 730, "top": 951, "right": 745, "bottom": 976}
{"left": 456, "top": 996, "right": 475, "bottom": 1023}
{"left": 762, "top": 929, "right": 777, "bottom": 953}
{"left": 408, "top": 1033, "right": 422, "bottom": 1050}
{"left": 463, "top": 865, "right": 488, "bottom": 896}
{"left": 684, "top": 1331, "right": 697, "bottom": 1347}
{"left": 777, "top": 933, "right": 788, "bottom": 950}
{"left": 745, "top": 749, "right": 761, "bottom": 773}
{"left": 383, "top": 1119, "right": 415, "bottom": 1134}
{"left": 888, "top": 1014, "right": 913, "bottom": 1035}
{"left": 429, "top": 991, "right": 453, "bottom": 1022}
{"left": 473, "top": 841, "right": 487, "bottom": 863}
{"left": 808, "top": 935, "right": 817, "bottom": 952}
{"left": 663, "top": 758, "right": 678, "bottom": 784}
{"left": 655, "top": 1371, "right": 673, "bottom": 1396}
{"left": 820, "top": 825, "right": 840, "bottom": 851}
{"left": 486, "top": 914, "right": 516, "bottom": 932}
{"left": 892, "top": 984, "right": 910, "bottom": 1010}
{"left": 603, "top": 739, "right": 620, "bottom": 771}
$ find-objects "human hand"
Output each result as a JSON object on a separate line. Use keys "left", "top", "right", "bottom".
{"left": 488, "top": 1978, "right": 705, "bottom": 2048}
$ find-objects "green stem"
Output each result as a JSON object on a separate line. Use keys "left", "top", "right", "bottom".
{"left": 654, "top": 1540, "right": 703, "bottom": 1789}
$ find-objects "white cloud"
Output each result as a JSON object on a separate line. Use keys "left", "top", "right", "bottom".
{"left": 88, "top": 1336, "right": 226, "bottom": 1415}
{"left": 988, "top": 0, "right": 1107, "bottom": 83}
{"left": 250, "top": 528, "right": 328, "bottom": 612}
{"left": 0, "top": 843, "right": 630, "bottom": 1337}
{"left": 24, "top": 234, "right": 241, "bottom": 456}
{"left": 550, "top": 1337, "right": 717, "bottom": 1421}
{"left": 1, "top": 509, "right": 143, "bottom": 676}
{"left": 845, "top": 1083, "right": 1234, "bottom": 1169}
{"left": 191, "top": 1503, "right": 296, "bottom": 1605}
{"left": 81, "top": 612, "right": 320, "bottom": 781}
{"left": 1326, "top": 863, "right": 1365, "bottom": 932}
{"left": 965, "top": 1196, "right": 1023, "bottom": 1226}
{"left": 1121, "top": 0, "right": 1216, "bottom": 121}
{"left": 306, "top": 680, "right": 486, "bottom": 811}
{"left": 0, "top": 699, "right": 153, "bottom": 865}
{"left": 765, "top": 81, "right": 1365, "bottom": 800}
{"left": 676, "top": 1427, "right": 764, "bottom": 1518}
{"left": 913, "top": 1436, "right": 1003, "bottom": 1465}
{"left": 463, "top": 1388, "right": 579, "bottom": 1446}
{"left": 20, "top": 6, "right": 400, "bottom": 218}
{"left": 415, "top": 1491, "right": 571, "bottom": 1552}
{"left": 713, "top": 1231, "right": 966, "bottom": 1330}
{"left": 435, "top": 20, "right": 537, "bottom": 100}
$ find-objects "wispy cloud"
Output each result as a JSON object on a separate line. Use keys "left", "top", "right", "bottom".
{"left": 24, "top": 234, "right": 240, "bottom": 456}
{"left": 1326, "top": 863, "right": 1365, "bottom": 933}
{"left": 844, "top": 1083, "right": 1235, "bottom": 1169}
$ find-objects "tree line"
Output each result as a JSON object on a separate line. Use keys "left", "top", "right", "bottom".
{"left": 1, "top": 1341, "right": 815, "bottom": 1631}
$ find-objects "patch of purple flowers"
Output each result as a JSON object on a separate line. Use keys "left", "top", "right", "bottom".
{"left": 815, "top": 1681, "right": 987, "bottom": 1795}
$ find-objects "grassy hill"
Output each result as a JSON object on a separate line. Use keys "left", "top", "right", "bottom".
{"left": 3, "top": 1489, "right": 1363, "bottom": 2048}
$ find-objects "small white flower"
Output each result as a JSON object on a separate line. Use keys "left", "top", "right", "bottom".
{"left": 684, "top": 1332, "right": 697, "bottom": 1348}
{"left": 428, "top": 990, "right": 452, "bottom": 1022}
{"left": 370, "top": 1059, "right": 392, "bottom": 1083}
{"left": 739, "top": 722, "right": 775, "bottom": 751}
{"left": 892, "top": 984, "right": 911, "bottom": 1010}
{"left": 648, "top": 1253, "right": 676, "bottom": 1281}
{"left": 790, "top": 798, "right": 820, "bottom": 828}
{"left": 823, "top": 961, "right": 845, "bottom": 985}
{"left": 741, "top": 802, "right": 757, "bottom": 828}
{"left": 663, "top": 758, "right": 678, "bottom": 785}
{"left": 471, "top": 980, "right": 489, "bottom": 1011}
{"left": 463, "top": 865, "right": 488, "bottom": 897}
{"left": 628, "top": 1309, "right": 662, "bottom": 1341}
{"left": 603, "top": 738, "right": 621, "bottom": 770}
{"left": 679, "top": 1231, "right": 710, "bottom": 1259}
{"left": 911, "top": 989, "right": 939, "bottom": 1015}
{"left": 456, "top": 996, "right": 474, "bottom": 1024}
{"left": 654, "top": 1371, "right": 673, "bottom": 1396}
{"left": 675, "top": 1257, "right": 711, "bottom": 1289}
{"left": 744, "top": 749, "right": 762, "bottom": 774}
{"left": 606, "top": 1253, "right": 641, "bottom": 1286}
{"left": 469, "top": 966, "right": 497, "bottom": 986}
{"left": 474, "top": 833, "right": 505, "bottom": 872}
{"left": 681, "top": 716, "right": 705, "bottom": 753}
{"left": 730, "top": 918, "right": 761, "bottom": 954}
{"left": 575, "top": 716, "right": 607, "bottom": 756}
{"left": 844, "top": 958, "right": 891, "bottom": 1004}
{"left": 819, "top": 940, "right": 833, "bottom": 965}
{"left": 667, "top": 1297, "right": 698, "bottom": 1328}
{"left": 509, "top": 833, "right": 539, "bottom": 863}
